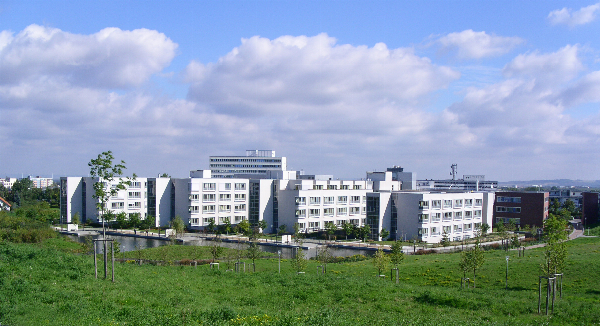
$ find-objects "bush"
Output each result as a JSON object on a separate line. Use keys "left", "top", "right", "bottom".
{"left": 414, "top": 249, "right": 436, "bottom": 255}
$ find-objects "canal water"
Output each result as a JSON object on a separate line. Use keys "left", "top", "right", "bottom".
{"left": 67, "top": 234, "right": 375, "bottom": 259}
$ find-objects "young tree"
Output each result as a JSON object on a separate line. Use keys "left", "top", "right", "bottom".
{"left": 115, "top": 212, "right": 127, "bottom": 230}
{"left": 390, "top": 241, "right": 404, "bottom": 283}
{"left": 246, "top": 241, "right": 261, "bottom": 272}
{"left": 210, "top": 237, "right": 224, "bottom": 263}
{"left": 440, "top": 231, "right": 451, "bottom": 247}
{"left": 480, "top": 223, "right": 490, "bottom": 235}
{"left": 128, "top": 213, "right": 141, "bottom": 229}
{"left": 170, "top": 215, "right": 185, "bottom": 238}
{"left": 459, "top": 240, "right": 485, "bottom": 288}
{"left": 372, "top": 247, "right": 390, "bottom": 277}
{"left": 316, "top": 245, "right": 333, "bottom": 273}
{"left": 238, "top": 219, "right": 251, "bottom": 236}
{"left": 207, "top": 218, "right": 216, "bottom": 234}
{"left": 359, "top": 225, "right": 370, "bottom": 242}
{"left": 258, "top": 220, "right": 267, "bottom": 234}
{"left": 221, "top": 217, "right": 232, "bottom": 235}
{"left": 291, "top": 246, "right": 308, "bottom": 273}
{"left": 542, "top": 214, "right": 569, "bottom": 276}
{"left": 325, "top": 221, "right": 337, "bottom": 241}
{"left": 72, "top": 212, "right": 81, "bottom": 226}
{"left": 278, "top": 224, "right": 287, "bottom": 236}
{"left": 380, "top": 228, "right": 390, "bottom": 241}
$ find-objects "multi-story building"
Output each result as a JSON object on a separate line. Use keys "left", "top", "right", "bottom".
{"left": 417, "top": 175, "right": 497, "bottom": 191}
{"left": 368, "top": 190, "right": 494, "bottom": 243}
{"left": 0, "top": 177, "right": 17, "bottom": 190}
{"left": 173, "top": 170, "right": 250, "bottom": 230}
{"left": 493, "top": 191, "right": 549, "bottom": 228}
{"left": 209, "top": 150, "right": 287, "bottom": 178}
{"left": 28, "top": 176, "right": 54, "bottom": 189}
{"left": 581, "top": 192, "right": 599, "bottom": 226}
{"left": 548, "top": 189, "right": 583, "bottom": 208}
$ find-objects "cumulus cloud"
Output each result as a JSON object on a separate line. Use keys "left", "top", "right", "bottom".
{"left": 436, "top": 30, "right": 523, "bottom": 59}
{"left": 0, "top": 24, "right": 177, "bottom": 88}
{"left": 548, "top": 2, "right": 600, "bottom": 27}
{"left": 503, "top": 45, "right": 583, "bottom": 84}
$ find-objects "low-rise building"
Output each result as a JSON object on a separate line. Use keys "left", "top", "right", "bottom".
{"left": 0, "top": 196, "right": 11, "bottom": 211}
{"left": 493, "top": 191, "right": 549, "bottom": 228}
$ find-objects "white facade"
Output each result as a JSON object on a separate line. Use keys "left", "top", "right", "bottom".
{"left": 392, "top": 191, "right": 494, "bottom": 243}
{"left": 28, "top": 176, "right": 54, "bottom": 189}
{"left": 0, "top": 177, "right": 17, "bottom": 190}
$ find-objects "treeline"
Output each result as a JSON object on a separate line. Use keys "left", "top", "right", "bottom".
{"left": 0, "top": 206, "right": 58, "bottom": 243}
{"left": 0, "top": 178, "right": 60, "bottom": 208}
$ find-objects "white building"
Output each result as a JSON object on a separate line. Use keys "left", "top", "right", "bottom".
{"left": 173, "top": 170, "right": 250, "bottom": 230}
{"left": 209, "top": 150, "right": 287, "bottom": 178}
{"left": 28, "top": 176, "right": 54, "bottom": 189}
{"left": 0, "top": 177, "right": 17, "bottom": 190}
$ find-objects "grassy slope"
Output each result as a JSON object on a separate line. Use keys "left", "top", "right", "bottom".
{"left": 0, "top": 236, "right": 599, "bottom": 326}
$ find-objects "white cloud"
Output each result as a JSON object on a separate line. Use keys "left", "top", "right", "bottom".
{"left": 548, "top": 2, "right": 600, "bottom": 27}
{"left": 503, "top": 45, "right": 583, "bottom": 84}
{"left": 0, "top": 24, "right": 178, "bottom": 88}
{"left": 436, "top": 30, "right": 524, "bottom": 59}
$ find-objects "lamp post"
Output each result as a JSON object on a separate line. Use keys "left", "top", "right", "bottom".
{"left": 277, "top": 250, "right": 282, "bottom": 273}
{"left": 505, "top": 256, "right": 510, "bottom": 290}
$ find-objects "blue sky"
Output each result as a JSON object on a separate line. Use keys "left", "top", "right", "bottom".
{"left": 1, "top": 1, "right": 600, "bottom": 181}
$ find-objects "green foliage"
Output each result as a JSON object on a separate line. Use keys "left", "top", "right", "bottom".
{"left": 325, "top": 221, "right": 336, "bottom": 240}
{"left": 358, "top": 224, "right": 370, "bottom": 242}
{"left": 207, "top": 218, "right": 216, "bottom": 234}
{"left": 342, "top": 221, "right": 354, "bottom": 240}
{"left": 459, "top": 240, "right": 485, "bottom": 287}
{"left": 220, "top": 217, "right": 232, "bottom": 235}
{"left": 316, "top": 245, "right": 333, "bottom": 272}
{"left": 72, "top": 212, "right": 80, "bottom": 225}
{"left": 380, "top": 228, "right": 390, "bottom": 241}
{"left": 542, "top": 214, "right": 569, "bottom": 276}
{"left": 0, "top": 210, "right": 57, "bottom": 243}
{"left": 372, "top": 247, "right": 390, "bottom": 276}
{"left": 246, "top": 242, "right": 262, "bottom": 271}
{"left": 291, "top": 247, "right": 308, "bottom": 273}
{"left": 390, "top": 241, "right": 404, "bottom": 268}
{"left": 479, "top": 223, "right": 490, "bottom": 234}
{"left": 210, "top": 237, "right": 224, "bottom": 263}
{"left": 440, "top": 231, "right": 451, "bottom": 247}
{"left": 278, "top": 224, "right": 287, "bottom": 235}
{"left": 257, "top": 220, "right": 267, "bottom": 234}
{"left": 170, "top": 215, "right": 185, "bottom": 237}
{"left": 238, "top": 219, "right": 250, "bottom": 236}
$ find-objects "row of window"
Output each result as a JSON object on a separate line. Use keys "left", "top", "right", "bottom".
{"left": 304, "top": 184, "right": 363, "bottom": 190}
{"left": 419, "top": 199, "right": 483, "bottom": 210}
{"left": 296, "top": 207, "right": 365, "bottom": 218}
{"left": 418, "top": 223, "right": 481, "bottom": 236}
{"left": 111, "top": 202, "right": 142, "bottom": 209}
{"left": 496, "top": 206, "right": 521, "bottom": 213}
{"left": 296, "top": 196, "right": 365, "bottom": 206}
{"left": 496, "top": 196, "right": 521, "bottom": 203}
{"left": 202, "top": 183, "right": 246, "bottom": 191}
{"left": 189, "top": 204, "right": 247, "bottom": 213}
{"left": 418, "top": 210, "right": 482, "bottom": 223}
{"left": 190, "top": 193, "right": 246, "bottom": 202}
{"left": 190, "top": 215, "right": 247, "bottom": 226}
{"left": 298, "top": 218, "right": 365, "bottom": 230}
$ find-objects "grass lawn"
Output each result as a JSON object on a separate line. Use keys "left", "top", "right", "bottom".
{"left": 0, "top": 235, "right": 598, "bottom": 325}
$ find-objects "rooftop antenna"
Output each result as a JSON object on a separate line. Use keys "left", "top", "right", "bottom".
{"left": 450, "top": 164, "right": 457, "bottom": 181}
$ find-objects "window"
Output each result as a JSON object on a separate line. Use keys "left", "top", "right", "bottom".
{"left": 474, "top": 210, "right": 482, "bottom": 218}
{"left": 475, "top": 199, "right": 483, "bottom": 207}
{"left": 341, "top": 185, "right": 349, "bottom": 190}
{"left": 203, "top": 194, "right": 215, "bottom": 202}
{"left": 443, "top": 226, "right": 451, "bottom": 233}
{"left": 130, "top": 182, "right": 141, "bottom": 189}
{"left": 203, "top": 183, "right": 216, "bottom": 191}
{"left": 111, "top": 202, "right": 124, "bottom": 209}
{"left": 349, "top": 219, "right": 360, "bottom": 226}
{"left": 296, "top": 209, "right": 306, "bottom": 218}
{"left": 497, "top": 196, "right": 521, "bottom": 203}
{"left": 443, "top": 200, "right": 452, "bottom": 208}
{"left": 189, "top": 206, "right": 199, "bottom": 213}
{"left": 234, "top": 216, "right": 245, "bottom": 223}
{"left": 309, "top": 209, "right": 320, "bottom": 217}
{"left": 350, "top": 196, "right": 361, "bottom": 204}
{"left": 324, "top": 208, "right": 334, "bottom": 216}
{"left": 454, "top": 211, "right": 463, "bottom": 220}
{"left": 235, "top": 193, "right": 246, "bottom": 201}
{"left": 295, "top": 197, "right": 306, "bottom": 205}
{"left": 219, "top": 205, "right": 231, "bottom": 212}
{"left": 464, "top": 199, "right": 473, "bottom": 207}
{"left": 190, "top": 218, "right": 199, "bottom": 225}
{"left": 350, "top": 207, "right": 361, "bottom": 215}
{"left": 235, "top": 183, "right": 246, "bottom": 190}
{"left": 418, "top": 214, "right": 429, "bottom": 223}
{"left": 189, "top": 194, "right": 199, "bottom": 202}
{"left": 454, "top": 225, "right": 462, "bottom": 233}
{"left": 443, "top": 212, "right": 453, "bottom": 221}
{"left": 298, "top": 223, "right": 305, "bottom": 229}
{"left": 235, "top": 204, "right": 246, "bottom": 212}
{"left": 313, "top": 185, "right": 323, "bottom": 190}
{"left": 496, "top": 206, "right": 521, "bottom": 213}
{"left": 128, "top": 202, "right": 141, "bottom": 209}
{"left": 464, "top": 223, "right": 472, "bottom": 232}
{"left": 431, "top": 213, "right": 441, "bottom": 222}
{"left": 353, "top": 185, "right": 362, "bottom": 190}
{"left": 309, "top": 221, "right": 320, "bottom": 229}
{"left": 454, "top": 199, "right": 463, "bottom": 208}
{"left": 337, "top": 207, "right": 347, "bottom": 216}
{"left": 324, "top": 196, "right": 335, "bottom": 205}
{"left": 223, "top": 183, "right": 231, "bottom": 191}
{"left": 464, "top": 211, "right": 473, "bottom": 219}
{"left": 338, "top": 196, "right": 347, "bottom": 204}
{"left": 431, "top": 200, "right": 441, "bottom": 209}
{"left": 203, "top": 217, "right": 214, "bottom": 224}
{"left": 219, "top": 194, "right": 231, "bottom": 201}
{"left": 327, "top": 185, "right": 337, "bottom": 190}
{"left": 202, "top": 205, "right": 215, "bottom": 213}
{"left": 418, "top": 228, "right": 428, "bottom": 236}
{"left": 128, "top": 191, "right": 141, "bottom": 199}
{"left": 431, "top": 227, "right": 440, "bottom": 236}
{"left": 310, "top": 197, "right": 321, "bottom": 205}
{"left": 419, "top": 201, "right": 429, "bottom": 209}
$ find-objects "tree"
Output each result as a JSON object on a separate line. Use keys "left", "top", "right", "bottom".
{"left": 278, "top": 224, "right": 287, "bottom": 236}
{"left": 459, "top": 239, "right": 485, "bottom": 288}
{"left": 480, "top": 223, "right": 490, "bottom": 235}
{"left": 358, "top": 225, "right": 370, "bottom": 242}
{"left": 380, "top": 228, "right": 390, "bottom": 241}
{"left": 221, "top": 217, "right": 232, "bottom": 235}
{"left": 291, "top": 246, "right": 308, "bottom": 273}
{"left": 210, "top": 237, "right": 224, "bottom": 263}
{"left": 389, "top": 240, "right": 404, "bottom": 283}
{"left": 507, "top": 219, "right": 517, "bottom": 232}
{"left": 128, "top": 213, "right": 141, "bottom": 229}
{"left": 159, "top": 173, "right": 170, "bottom": 178}
{"left": 170, "top": 215, "right": 185, "bottom": 238}
{"left": 342, "top": 222, "right": 353, "bottom": 240}
{"left": 246, "top": 242, "right": 261, "bottom": 272}
{"left": 115, "top": 212, "right": 127, "bottom": 229}
{"left": 88, "top": 151, "right": 135, "bottom": 239}
{"left": 542, "top": 214, "right": 569, "bottom": 276}
{"left": 372, "top": 247, "right": 390, "bottom": 277}
{"left": 325, "top": 221, "right": 337, "bottom": 241}
{"left": 72, "top": 212, "right": 81, "bottom": 226}
{"left": 440, "top": 231, "right": 451, "bottom": 247}
{"left": 238, "top": 219, "right": 250, "bottom": 236}
{"left": 140, "top": 215, "right": 156, "bottom": 230}
{"left": 258, "top": 220, "right": 267, "bottom": 234}
{"left": 207, "top": 218, "right": 216, "bottom": 234}
{"left": 316, "top": 245, "right": 333, "bottom": 273}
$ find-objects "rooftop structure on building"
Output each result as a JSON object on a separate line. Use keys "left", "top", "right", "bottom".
{"left": 209, "top": 150, "right": 287, "bottom": 179}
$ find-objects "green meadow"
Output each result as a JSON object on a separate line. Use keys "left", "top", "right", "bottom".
{"left": 0, "top": 232, "right": 599, "bottom": 325}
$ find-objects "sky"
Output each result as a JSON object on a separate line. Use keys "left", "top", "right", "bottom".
{"left": 1, "top": 1, "right": 600, "bottom": 182}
